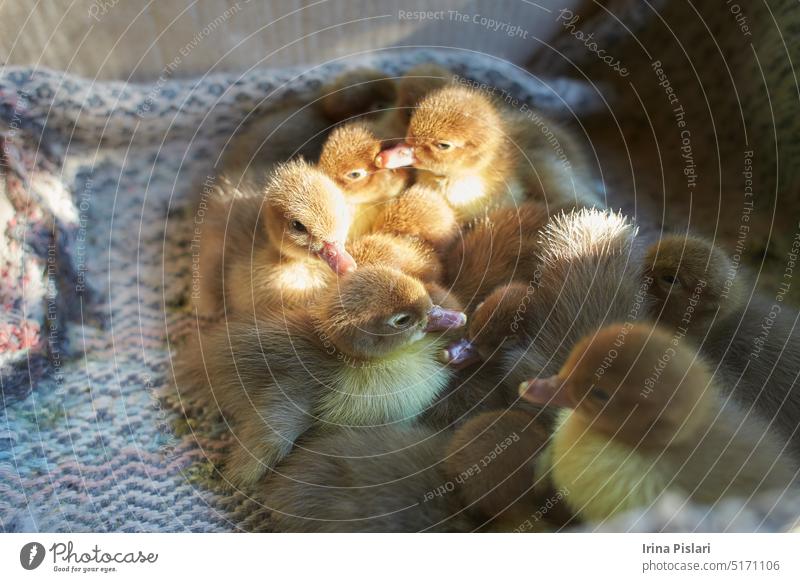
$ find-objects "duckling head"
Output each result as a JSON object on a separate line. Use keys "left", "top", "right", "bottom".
{"left": 520, "top": 324, "right": 716, "bottom": 449}
{"left": 264, "top": 159, "right": 356, "bottom": 274}
{"left": 644, "top": 235, "right": 743, "bottom": 328}
{"left": 314, "top": 266, "right": 467, "bottom": 360}
{"left": 442, "top": 282, "right": 531, "bottom": 368}
{"left": 376, "top": 86, "right": 504, "bottom": 176}
{"left": 318, "top": 122, "right": 408, "bottom": 205}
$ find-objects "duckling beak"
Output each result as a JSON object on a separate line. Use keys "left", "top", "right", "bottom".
{"left": 318, "top": 241, "right": 357, "bottom": 275}
{"left": 424, "top": 305, "right": 467, "bottom": 332}
{"left": 375, "top": 143, "right": 416, "bottom": 169}
{"left": 519, "top": 375, "right": 573, "bottom": 408}
{"left": 441, "top": 338, "right": 481, "bottom": 368}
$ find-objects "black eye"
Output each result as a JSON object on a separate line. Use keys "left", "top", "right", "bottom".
{"left": 346, "top": 169, "right": 367, "bottom": 181}
{"left": 290, "top": 220, "right": 307, "bottom": 233}
{"left": 389, "top": 313, "right": 412, "bottom": 328}
{"left": 435, "top": 142, "right": 452, "bottom": 151}
{"left": 590, "top": 387, "right": 610, "bottom": 402}
{"left": 661, "top": 274, "right": 676, "bottom": 285}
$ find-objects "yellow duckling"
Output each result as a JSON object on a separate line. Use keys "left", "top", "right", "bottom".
{"left": 519, "top": 323, "right": 800, "bottom": 524}
{"left": 177, "top": 264, "right": 466, "bottom": 487}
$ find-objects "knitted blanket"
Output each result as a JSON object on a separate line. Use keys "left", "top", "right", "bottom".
{"left": 0, "top": 50, "right": 796, "bottom": 532}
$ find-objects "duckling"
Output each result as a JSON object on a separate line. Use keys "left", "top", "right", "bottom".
{"left": 317, "top": 121, "right": 410, "bottom": 236}
{"left": 646, "top": 235, "right": 800, "bottom": 451}
{"left": 370, "top": 63, "right": 452, "bottom": 141}
{"left": 442, "top": 409, "right": 551, "bottom": 526}
{"left": 445, "top": 202, "right": 552, "bottom": 311}
{"left": 221, "top": 103, "right": 330, "bottom": 183}
{"left": 375, "top": 85, "right": 597, "bottom": 219}
{"left": 643, "top": 234, "right": 745, "bottom": 335}
{"left": 443, "top": 209, "right": 645, "bottom": 398}
{"left": 347, "top": 232, "right": 442, "bottom": 284}
{"left": 519, "top": 323, "right": 800, "bottom": 524}
{"left": 260, "top": 425, "right": 474, "bottom": 532}
{"left": 191, "top": 160, "right": 356, "bottom": 317}
{"left": 177, "top": 265, "right": 467, "bottom": 487}
{"left": 316, "top": 68, "right": 398, "bottom": 124}
{"left": 262, "top": 412, "right": 546, "bottom": 532}
{"left": 371, "top": 184, "right": 458, "bottom": 255}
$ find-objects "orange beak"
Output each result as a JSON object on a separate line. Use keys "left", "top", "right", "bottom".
{"left": 518, "top": 375, "right": 573, "bottom": 408}
{"left": 318, "top": 241, "right": 357, "bottom": 275}
{"left": 375, "top": 143, "right": 416, "bottom": 169}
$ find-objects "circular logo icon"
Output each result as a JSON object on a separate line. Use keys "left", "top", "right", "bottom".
{"left": 20, "top": 542, "right": 46, "bottom": 570}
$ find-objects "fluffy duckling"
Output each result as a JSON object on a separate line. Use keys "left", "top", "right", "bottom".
{"left": 376, "top": 85, "right": 597, "bottom": 219}
{"left": 519, "top": 323, "right": 800, "bottom": 524}
{"left": 370, "top": 63, "right": 452, "bottom": 141}
{"left": 261, "top": 425, "right": 473, "bottom": 532}
{"left": 371, "top": 184, "right": 458, "bottom": 255}
{"left": 445, "top": 202, "right": 552, "bottom": 311}
{"left": 317, "top": 122, "right": 410, "bottom": 236}
{"left": 644, "top": 234, "right": 745, "bottom": 335}
{"left": 263, "top": 410, "right": 550, "bottom": 532}
{"left": 646, "top": 235, "right": 800, "bottom": 451}
{"left": 221, "top": 103, "right": 330, "bottom": 183}
{"left": 316, "top": 64, "right": 451, "bottom": 140}
{"left": 442, "top": 409, "right": 552, "bottom": 527}
{"left": 443, "top": 209, "right": 645, "bottom": 397}
{"left": 347, "top": 232, "right": 442, "bottom": 284}
{"left": 191, "top": 160, "right": 356, "bottom": 317}
{"left": 178, "top": 265, "right": 467, "bottom": 487}
{"left": 317, "top": 68, "right": 398, "bottom": 124}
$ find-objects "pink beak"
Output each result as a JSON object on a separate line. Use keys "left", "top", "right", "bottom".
{"left": 441, "top": 337, "right": 482, "bottom": 368}
{"left": 518, "top": 375, "right": 573, "bottom": 408}
{"left": 424, "top": 305, "right": 467, "bottom": 332}
{"left": 318, "top": 241, "right": 357, "bottom": 275}
{"left": 375, "top": 143, "right": 416, "bottom": 169}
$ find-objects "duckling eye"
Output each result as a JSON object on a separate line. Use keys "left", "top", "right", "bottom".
{"left": 290, "top": 220, "right": 307, "bottom": 233}
{"left": 661, "top": 274, "right": 677, "bottom": 285}
{"left": 435, "top": 142, "right": 452, "bottom": 151}
{"left": 345, "top": 169, "right": 368, "bottom": 181}
{"left": 590, "top": 387, "right": 610, "bottom": 402}
{"left": 388, "top": 313, "right": 413, "bottom": 329}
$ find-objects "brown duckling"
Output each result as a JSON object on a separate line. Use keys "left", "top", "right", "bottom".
{"left": 442, "top": 409, "right": 552, "bottom": 528}
{"left": 519, "top": 323, "right": 800, "bottom": 524}
{"left": 443, "top": 209, "right": 645, "bottom": 398}
{"left": 178, "top": 265, "right": 467, "bottom": 487}
{"left": 316, "top": 68, "right": 398, "bottom": 124}
{"left": 316, "top": 64, "right": 451, "bottom": 140}
{"left": 221, "top": 103, "right": 331, "bottom": 183}
{"left": 644, "top": 234, "right": 745, "bottom": 335}
{"left": 445, "top": 202, "right": 553, "bottom": 312}
{"left": 262, "top": 410, "right": 548, "bottom": 532}
{"left": 375, "top": 85, "right": 597, "bottom": 219}
{"left": 317, "top": 121, "right": 410, "bottom": 236}
{"left": 371, "top": 183, "right": 459, "bottom": 255}
{"left": 370, "top": 63, "right": 452, "bottom": 141}
{"left": 645, "top": 235, "right": 800, "bottom": 452}
{"left": 347, "top": 232, "right": 442, "bottom": 284}
{"left": 192, "top": 160, "right": 356, "bottom": 317}
{"left": 261, "top": 425, "right": 473, "bottom": 532}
